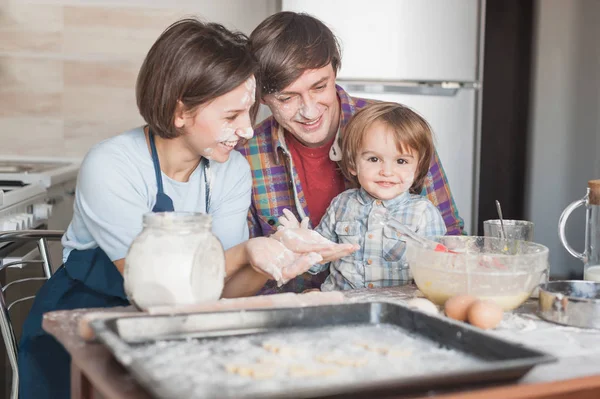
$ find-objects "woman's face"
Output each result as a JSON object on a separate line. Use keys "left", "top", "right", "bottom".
{"left": 176, "top": 76, "right": 256, "bottom": 163}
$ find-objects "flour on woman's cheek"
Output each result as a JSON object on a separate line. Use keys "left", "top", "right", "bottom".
{"left": 217, "top": 123, "right": 237, "bottom": 142}
{"left": 217, "top": 76, "right": 256, "bottom": 144}
{"left": 217, "top": 123, "right": 254, "bottom": 144}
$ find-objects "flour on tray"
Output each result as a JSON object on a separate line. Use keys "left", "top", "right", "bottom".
{"left": 124, "top": 324, "right": 481, "bottom": 399}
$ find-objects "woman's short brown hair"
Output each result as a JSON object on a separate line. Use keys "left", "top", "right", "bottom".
{"left": 340, "top": 103, "right": 434, "bottom": 195}
{"left": 249, "top": 11, "right": 341, "bottom": 97}
{"left": 136, "top": 18, "right": 256, "bottom": 139}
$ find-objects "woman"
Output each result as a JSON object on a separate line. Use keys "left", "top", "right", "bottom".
{"left": 18, "top": 18, "right": 355, "bottom": 398}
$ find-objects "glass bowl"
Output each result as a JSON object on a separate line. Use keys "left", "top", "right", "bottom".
{"left": 406, "top": 236, "right": 549, "bottom": 310}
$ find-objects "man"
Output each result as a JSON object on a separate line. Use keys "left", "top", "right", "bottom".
{"left": 238, "top": 11, "right": 465, "bottom": 294}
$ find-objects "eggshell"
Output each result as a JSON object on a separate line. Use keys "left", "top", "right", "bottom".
{"left": 406, "top": 298, "right": 439, "bottom": 315}
{"left": 444, "top": 295, "right": 478, "bottom": 321}
{"left": 467, "top": 300, "right": 503, "bottom": 330}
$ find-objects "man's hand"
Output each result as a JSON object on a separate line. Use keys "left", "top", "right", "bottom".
{"left": 246, "top": 237, "right": 323, "bottom": 286}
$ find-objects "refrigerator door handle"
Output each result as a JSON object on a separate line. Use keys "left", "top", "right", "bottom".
{"left": 337, "top": 80, "right": 480, "bottom": 97}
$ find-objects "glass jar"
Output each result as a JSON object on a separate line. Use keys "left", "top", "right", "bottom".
{"left": 124, "top": 212, "right": 225, "bottom": 309}
{"left": 559, "top": 179, "right": 600, "bottom": 281}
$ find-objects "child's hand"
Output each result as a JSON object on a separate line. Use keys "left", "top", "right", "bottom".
{"left": 277, "top": 228, "right": 335, "bottom": 252}
{"left": 277, "top": 208, "right": 310, "bottom": 230}
{"left": 277, "top": 228, "right": 360, "bottom": 264}
{"left": 316, "top": 243, "right": 360, "bottom": 264}
{"left": 246, "top": 237, "right": 323, "bottom": 286}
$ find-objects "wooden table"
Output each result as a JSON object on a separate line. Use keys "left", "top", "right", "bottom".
{"left": 43, "top": 286, "right": 600, "bottom": 399}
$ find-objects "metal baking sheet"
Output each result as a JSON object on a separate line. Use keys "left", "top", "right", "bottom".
{"left": 91, "top": 302, "right": 555, "bottom": 399}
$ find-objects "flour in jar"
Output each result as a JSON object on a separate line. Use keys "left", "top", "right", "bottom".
{"left": 124, "top": 213, "right": 225, "bottom": 309}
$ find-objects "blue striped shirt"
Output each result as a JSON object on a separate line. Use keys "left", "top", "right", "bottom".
{"left": 311, "top": 188, "right": 446, "bottom": 291}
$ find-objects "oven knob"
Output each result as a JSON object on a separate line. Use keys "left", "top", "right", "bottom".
{"left": 14, "top": 214, "right": 30, "bottom": 229}
{"left": 19, "top": 213, "right": 33, "bottom": 229}
{"left": 25, "top": 214, "right": 35, "bottom": 228}
{"left": 9, "top": 217, "right": 24, "bottom": 231}
{"left": 33, "top": 204, "right": 53, "bottom": 220}
{"left": 11, "top": 214, "right": 24, "bottom": 229}
{"left": 1, "top": 219, "right": 17, "bottom": 231}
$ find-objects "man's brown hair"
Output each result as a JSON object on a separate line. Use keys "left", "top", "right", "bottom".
{"left": 340, "top": 103, "right": 434, "bottom": 195}
{"left": 136, "top": 18, "right": 256, "bottom": 139}
{"left": 249, "top": 11, "right": 341, "bottom": 98}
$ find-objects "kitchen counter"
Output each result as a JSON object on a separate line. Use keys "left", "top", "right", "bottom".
{"left": 43, "top": 285, "right": 600, "bottom": 399}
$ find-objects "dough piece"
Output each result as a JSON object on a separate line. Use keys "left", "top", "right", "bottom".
{"left": 256, "top": 356, "right": 283, "bottom": 365}
{"left": 288, "top": 365, "right": 339, "bottom": 378}
{"left": 315, "top": 353, "right": 368, "bottom": 367}
{"left": 336, "top": 357, "right": 368, "bottom": 367}
{"left": 353, "top": 341, "right": 390, "bottom": 354}
{"left": 406, "top": 298, "right": 439, "bottom": 315}
{"left": 353, "top": 341, "right": 371, "bottom": 350}
{"left": 225, "top": 364, "right": 240, "bottom": 374}
{"left": 387, "top": 347, "right": 413, "bottom": 358}
{"left": 262, "top": 341, "right": 297, "bottom": 356}
{"left": 225, "top": 363, "right": 277, "bottom": 379}
{"left": 315, "top": 353, "right": 337, "bottom": 364}
{"left": 250, "top": 365, "right": 277, "bottom": 379}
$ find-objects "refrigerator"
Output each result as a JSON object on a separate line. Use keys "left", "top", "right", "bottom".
{"left": 281, "top": 0, "right": 485, "bottom": 234}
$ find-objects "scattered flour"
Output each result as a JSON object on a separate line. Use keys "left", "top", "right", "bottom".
{"left": 118, "top": 324, "right": 480, "bottom": 399}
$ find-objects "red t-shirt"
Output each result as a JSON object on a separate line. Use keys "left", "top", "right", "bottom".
{"left": 286, "top": 133, "right": 346, "bottom": 227}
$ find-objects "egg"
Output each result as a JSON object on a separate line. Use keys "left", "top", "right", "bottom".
{"left": 406, "top": 298, "right": 439, "bottom": 315}
{"left": 467, "top": 300, "right": 504, "bottom": 329}
{"left": 444, "top": 294, "right": 478, "bottom": 321}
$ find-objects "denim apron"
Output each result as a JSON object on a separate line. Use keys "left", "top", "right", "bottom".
{"left": 17, "top": 131, "right": 208, "bottom": 398}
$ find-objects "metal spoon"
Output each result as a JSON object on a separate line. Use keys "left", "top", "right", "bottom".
{"left": 495, "top": 200, "right": 507, "bottom": 240}
{"left": 387, "top": 218, "right": 453, "bottom": 252}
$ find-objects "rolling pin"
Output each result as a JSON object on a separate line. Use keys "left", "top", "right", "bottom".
{"left": 78, "top": 291, "right": 346, "bottom": 341}
{"left": 146, "top": 291, "right": 346, "bottom": 314}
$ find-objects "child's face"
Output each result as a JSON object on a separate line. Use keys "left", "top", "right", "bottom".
{"left": 350, "top": 121, "right": 419, "bottom": 200}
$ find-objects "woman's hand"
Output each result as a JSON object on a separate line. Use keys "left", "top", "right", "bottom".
{"left": 246, "top": 237, "right": 323, "bottom": 286}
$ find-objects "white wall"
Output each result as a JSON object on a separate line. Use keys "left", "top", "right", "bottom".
{"left": 0, "top": 0, "right": 279, "bottom": 158}
{"left": 525, "top": 0, "right": 600, "bottom": 278}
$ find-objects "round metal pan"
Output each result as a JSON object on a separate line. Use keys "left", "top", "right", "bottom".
{"left": 538, "top": 280, "right": 600, "bottom": 329}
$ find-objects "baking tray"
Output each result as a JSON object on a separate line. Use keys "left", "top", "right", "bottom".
{"left": 91, "top": 302, "right": 556, "bottom": 399}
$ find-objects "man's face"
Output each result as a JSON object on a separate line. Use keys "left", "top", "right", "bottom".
{"left": 262, "top": 64, "right": 340, "bottom": 148}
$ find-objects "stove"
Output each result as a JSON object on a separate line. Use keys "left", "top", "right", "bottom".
{"left": 0, "top": 156, "right": 80, "bottom": 233}
{"left": 0, "top": 184, "right": 48, "bottom": 230}
{"left": 0, "top": 156, "right": 79, "bottom": 189}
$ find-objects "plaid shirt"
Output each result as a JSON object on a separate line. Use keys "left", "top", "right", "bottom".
{"left": 237, "top": 84, "right": 465, "bottom": 294}
{"left": 311, "top": 188, "right": 447, "bottom": 291}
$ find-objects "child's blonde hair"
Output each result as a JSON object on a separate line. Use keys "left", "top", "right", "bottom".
{"left": 340, "top": 102, "right": 434, "bottom": 194}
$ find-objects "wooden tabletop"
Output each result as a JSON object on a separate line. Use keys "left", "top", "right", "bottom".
{"left": 42, "top": 287, "right": 600, "bottom": 399}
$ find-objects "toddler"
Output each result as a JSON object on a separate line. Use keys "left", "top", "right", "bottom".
{"left": 308, "top": 102, "right": 447, "bottom": 291}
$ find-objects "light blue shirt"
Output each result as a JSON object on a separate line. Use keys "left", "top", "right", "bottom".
{"left": 311, "top": 188, "right": 447, "bottom": 291}
{"left": 62, "top": 127, "right": 251, "bottom": 262}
